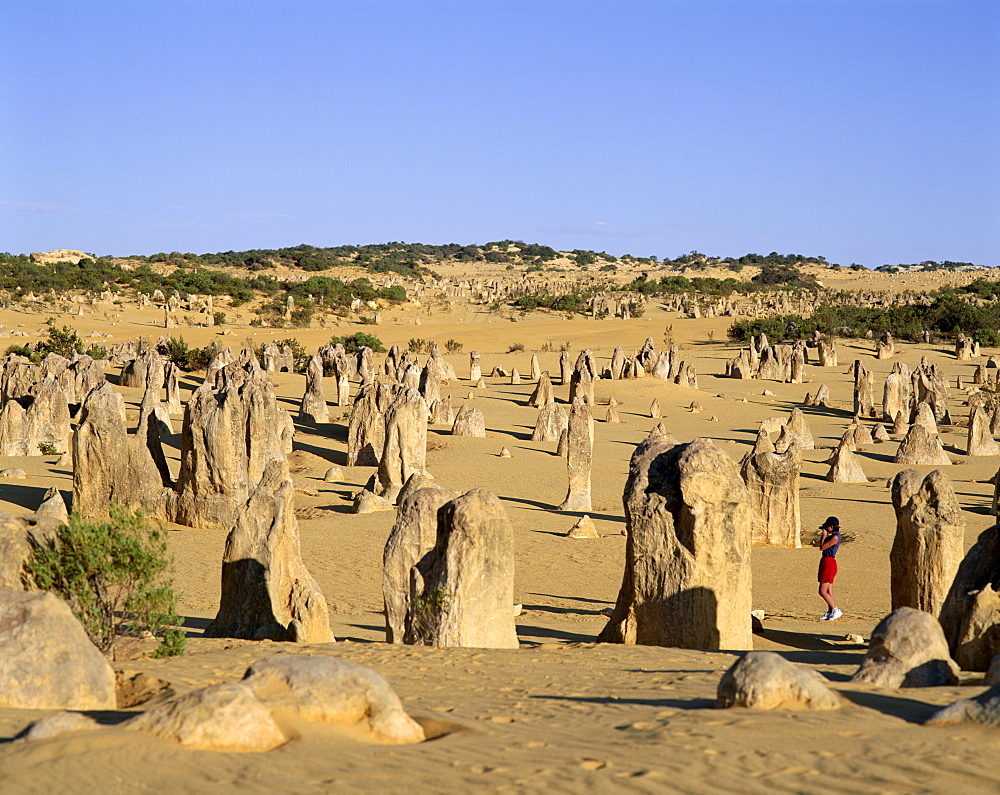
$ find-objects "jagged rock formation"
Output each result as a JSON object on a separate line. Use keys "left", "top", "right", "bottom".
{"left": 205, "top": 458, "right": 333, "bottom": 643}
{"left": 451, "top": 404, "right": 486, "bottom": 437}
{"left": 298, "top": 354, "right": 329, "bottom": 424}
{"left": 382, "top": 486, "right": 460, "bottom": 643}
{"left": 376, "top": 388, "right": 428, "bottom": 503}
{"left": 72, "top": 381, "right": 172, "bottom": 519}
{"left": 527, "top": 372, "right": 554, "bottom": 407}
{"left": 939, "top": 522, "right": 1000, "bottom": 671}
{"left": 890, "top": 469, "right": 965, "bottom": 616}
{"left": 598, "top": 437, "right": 753, "bottom": 650}
{"left": 825, "top": 440, "right": 868, "bottom": 483}
{"left": 558, "top": 398, "right": 593, "bottom": 511}
{"left": 172, "top": 357, "right": 293, "bottom": 530}
{"left": 893, "top": 424, "right": 951, "bottom": 466}
{"left": 741, "top": 443, "right": 801, "bottom": 547}
{"left": 404, "top": 489, "right": 519, "bottom": 649}
{"left": 347, "top": 382, "right": 388, "bottom": 466}
{"left": 966, "top": 404, "right": 1000, "bottom": 455}
{"left": 531, "top": 402, "right": 568, "bottom": 442}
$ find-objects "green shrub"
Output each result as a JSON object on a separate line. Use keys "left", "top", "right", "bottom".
{"left": 38, "top": 442, "right": 60, "bottom": 456}
{"left": 40, "top": 325, "right": 85, "bottom": 358}
{"left": 329, "top": 332, "right": 386, "bottom": 353}
{"left": 23, "top": 506, "right": 185, "bottom": 658}
{"left": 445, "top": 339, "right": 463, "bottom": 353}
{"left": 508, "top": 342, "right": 525, "bottom": 353}
{"left": 162, "top": 336, "right": 214, "bottom": 371}
{"left": 85, "top": 344, "right": 108, "bottom": 360}
{"left": 213, "top": 310, "right": 226, "bottom": 326}
{"left": 408, "top": 338, "right": 430, "bottom": 354}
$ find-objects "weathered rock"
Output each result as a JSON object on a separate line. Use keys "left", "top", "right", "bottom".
{"left": 566, "top": 514, "right": 599, "bottom": 539}
{"left": 323, "top": 466, "right": 343, "bottom": 483}
{"left": 405, "top": 489, "right": 519, "bottom": 649}
{"left": 242, "top": 655, "right": 424, "bottom": 744}
{"left": 893, "top": 424, "right": 951, "bottom": 466}
{"left": 347, "top": 383, "right": 385, "bottom": 467}
{"left": 939, "top": 522, "right": 1000, "bottom": 670}
{"left": 33, "top": 486, "right": 68, "bottom": 523}
{"left": 173, "top": 363, "right": 293, "bottom": 529}
{"left": 853, "top": 360, "right": 877, "bottom": 418}
{"left": 430, "top": 395, "right": 455, "bottom": 425}
{"left": 605, "top": 406, "right": 621, "bottom": 423}
{"left": 73, "top": 381, "right": 171, "bottom": 519}
{"left": 383, "top": 487, "right": 459, "bottom": 643}
{"left": 967, "top": 404, "right": 1000, "bottom": 455}
{"left": 527, "top": 372, "right": 554, "bottom": 408}
{"left": 16, "top": 711, "right": 100, "bottom": 743}
{"left": 205, "top": 458, "right": 333, "bottom": 643}
{"left": 376, "top": 388, "right": 428, "bottom": 503}
{"left": 531, "top": 402, "right": 568, "bottom": 442}
{"left": 558, "top": 398, "right": 594, "bottom": 511}
{"left": 555, "top": 427, "right": 569, "bottom": 456}
{"left": 925, "top": 684, "right": 1000, "bottom": 727}
{"left": 649, "top": 398, "right": 661, "bottom": 418}
{"left": 124, "top": 682, "right": 288, "bottom": 751}
{"left": 851, "top": 607, "right": 959, "bottom": 687}
{"left": 890, "top": 469, "right": 965, "bottom": 616}
{"left": 717, "top": 651, "right": 840, "bottom": 710}
{"left": 396, "top": 472, "right": 439, "bottom": 506}
{"left": 298, "top": 354, "right": 329, "bottom": 424}
{"left": 451, "top": 404, "right": 486, "bottom": 437}
{"left": 0, "top": 591, "right": 117, "bottom": 710}
{"left": 353, "top": 490, "right": 394, "bottom": 514}
{"left": 883, "top": 365, "right": 911, "bottom": 421}
{"left": 599, "top": 437, "right": 753, "bottom": 650}
{"left": 825, "top": 440, "right": 868, "bottom": 483}
{"left": 786, "top": 408, "right": 815, "bottom": 450}
{"left": 741, "top": 443, "right": 801, "bottom": 547}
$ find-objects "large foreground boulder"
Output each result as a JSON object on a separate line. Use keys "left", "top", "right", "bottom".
{"left": 124, "top": 682, "right": 288, "bottom": 751}
{"left": 0, "top": 591, "right": 117, "bottom": 710}
{"left": 717, "top": 651, "right": 840, "bottom": 710}
{"left": 850, "top": 607, "right": 959, "bottom": 687}
{"left": 598, "top": 437, "right": 753, "bottom": 650}
{"left": 242, "top": 655, "right": 425, "bottom": 744}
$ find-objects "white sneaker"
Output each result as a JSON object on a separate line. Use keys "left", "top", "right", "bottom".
{"left": 828, "top": 607, "right": 842, "bottom": 621}
{"left": 820, "top": 610, "right": 832, "bottom": 620}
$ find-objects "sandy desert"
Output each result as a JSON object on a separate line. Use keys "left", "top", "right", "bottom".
{"left": 0, "top": 262, "right": 998, "bottom": 794}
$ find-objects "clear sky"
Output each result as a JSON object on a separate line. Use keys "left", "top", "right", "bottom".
{"left": 2, "top": 1, "right": 997, "bottom": 267}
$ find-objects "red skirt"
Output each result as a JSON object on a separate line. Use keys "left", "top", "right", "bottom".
{"left": 818, "top": 556, "right": 838, "bottom": 583}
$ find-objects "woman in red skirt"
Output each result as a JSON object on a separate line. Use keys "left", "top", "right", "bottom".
{"left": 818, "top": 516, "right": 842, "bottom": 620}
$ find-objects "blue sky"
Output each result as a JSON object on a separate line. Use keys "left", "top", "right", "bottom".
{"left": 2, "top": 1, "right": 997, "bottom": 266}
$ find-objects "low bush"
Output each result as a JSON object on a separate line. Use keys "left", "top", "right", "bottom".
{"left": 23, "top": 506, "right": 186, "bottom": 658}
{"left": 329, "top": 332, "right": 386, "bottom": 353}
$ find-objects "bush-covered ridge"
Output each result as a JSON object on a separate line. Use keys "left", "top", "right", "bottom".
{"left": 728, "top": 291, "right": 1000, "bottom": 347}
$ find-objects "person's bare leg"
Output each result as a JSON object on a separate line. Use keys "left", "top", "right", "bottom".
{"left": 819, "top": 583, "right": 836, "bottom": 611}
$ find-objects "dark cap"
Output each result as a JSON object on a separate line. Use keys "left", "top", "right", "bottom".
{"left": 819, "top": 516, "right": 840, "bottom": 529}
